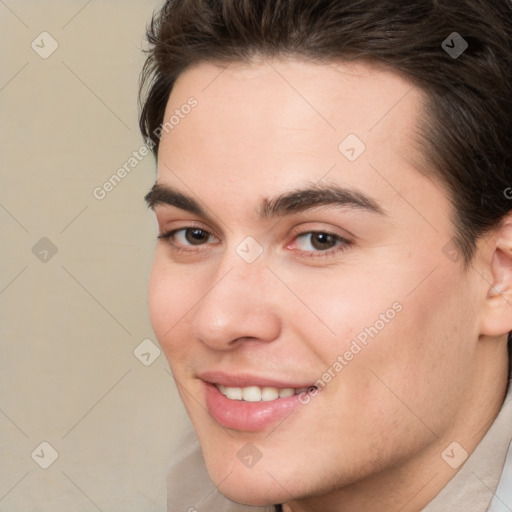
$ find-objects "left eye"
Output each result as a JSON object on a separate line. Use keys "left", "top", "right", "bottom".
{"left": 294, "top": 232, "right": 347, "bottom": 251}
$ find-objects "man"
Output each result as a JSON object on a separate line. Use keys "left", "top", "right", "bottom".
{"left": 140, "top": 1, "right": 512, "bottom": 510}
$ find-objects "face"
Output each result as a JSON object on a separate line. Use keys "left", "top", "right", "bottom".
{"left": 146, "top": 58, "right": 485, "bottom": 506}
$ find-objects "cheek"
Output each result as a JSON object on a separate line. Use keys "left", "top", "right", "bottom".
{"left": 290, "top": 261, "right": 477, "bottom": 412}
{"left": 278, "top": 265, "right": 401, "bottom": 359}
{"left": 147, "top": 253, "right": 192, "bottom": 352}
{"left": 394, "top": 268, "right": 477, "bottom": 372}
{"left": 147, "top": 255, "right": 170, "bottom": 340}
{"left": 349, "top": 266, "right": 480, "bottom": 434}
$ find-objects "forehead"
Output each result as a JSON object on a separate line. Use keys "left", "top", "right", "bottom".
{"left": 156, "top": 58, "right": 445, "bottom": 222}
{"left": 159, "top": 58, "right": 425, "bottom": 167}
{"left": 165, "top": 58, "right": 422, "bottom": 132}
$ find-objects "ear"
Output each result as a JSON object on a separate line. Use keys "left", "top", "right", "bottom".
{"left": 479, "top": 215, "right": 512, "bottom": 337}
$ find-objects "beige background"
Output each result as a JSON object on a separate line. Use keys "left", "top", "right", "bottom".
{"left": 0, "top": 1, "right": 189, "bottom": 510}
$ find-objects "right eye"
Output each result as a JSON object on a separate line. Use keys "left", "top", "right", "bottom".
{"left": 158, "top": 227, "right": 220, "bottom": 248}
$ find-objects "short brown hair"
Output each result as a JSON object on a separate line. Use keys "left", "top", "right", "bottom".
{"left": 139, "top": 0, "right": 512, "bottom": 361}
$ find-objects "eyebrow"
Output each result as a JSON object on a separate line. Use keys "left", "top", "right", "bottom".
{"left": 144, "top": 182, "right": 386, "bottom": 219}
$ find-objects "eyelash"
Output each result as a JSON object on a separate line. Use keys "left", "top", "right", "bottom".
{"left": 157, "top": 227, "right": 352, "bottom": 258}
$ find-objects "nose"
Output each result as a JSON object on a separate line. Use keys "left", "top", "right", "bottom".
{"left": 191, "top": 260, "right": 282, "bottom": 350}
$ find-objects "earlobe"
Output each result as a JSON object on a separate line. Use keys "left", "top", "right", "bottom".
{"left": 487, "top": 283, "right": 506, "bottom": 298}
{"left": 479, "top": 218, "right": 512, "bottom": 337}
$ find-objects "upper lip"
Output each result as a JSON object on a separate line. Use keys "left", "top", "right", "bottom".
{"left": 198, "top": 370, "right": 315, "bottom": 389}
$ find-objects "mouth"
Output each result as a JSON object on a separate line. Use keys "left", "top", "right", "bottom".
{"left": 199, "top": 372, "right": 319, "bottom": 431}
{"left": 216, "top": 384, "right": 313, "bottom": 402}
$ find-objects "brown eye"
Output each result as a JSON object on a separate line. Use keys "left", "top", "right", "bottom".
{"left": 295, "top": 232, "right": 343, "bottom": 252}
{"left": 184, "top": 228, "right": 210, "bottom": 245}
{"left": 157, "top": 227, "right": 219, "bottom": 248}
{"left": 310, "top": 232, "right": 338, "bottom": 250}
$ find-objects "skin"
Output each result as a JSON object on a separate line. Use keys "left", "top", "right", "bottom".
{"left": 146, "top": 58, "right": 512, "bottom": 511}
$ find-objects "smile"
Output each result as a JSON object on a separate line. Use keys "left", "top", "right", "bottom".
{"left": 216, "top": 384, "right": 311, "bottom": 402}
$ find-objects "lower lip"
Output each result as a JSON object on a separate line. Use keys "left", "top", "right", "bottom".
{"left": 204, "top": 382, "right": 307, "bottom": 431}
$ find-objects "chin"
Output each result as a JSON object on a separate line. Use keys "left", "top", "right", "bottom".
{"left": 216, "top": 480, "right": 284, "bottom": 507}
{"left": 204, "top": 459, "right": 291, "bottom": 507}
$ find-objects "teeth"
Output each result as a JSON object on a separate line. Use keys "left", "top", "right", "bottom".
{"left": 217, "top": 384, "right": 312, "bottom": 402}
{"left": 225, "top": 387, "right": 242, "bottom": 400}
{"left": 278, "top": 388, "right": 295, "bottom": 398}
{"left": 242, "top": 386, "right": 262, "bottom": 402}
{"left": 261, "top": 387, "right": 279, "bottom": 401}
